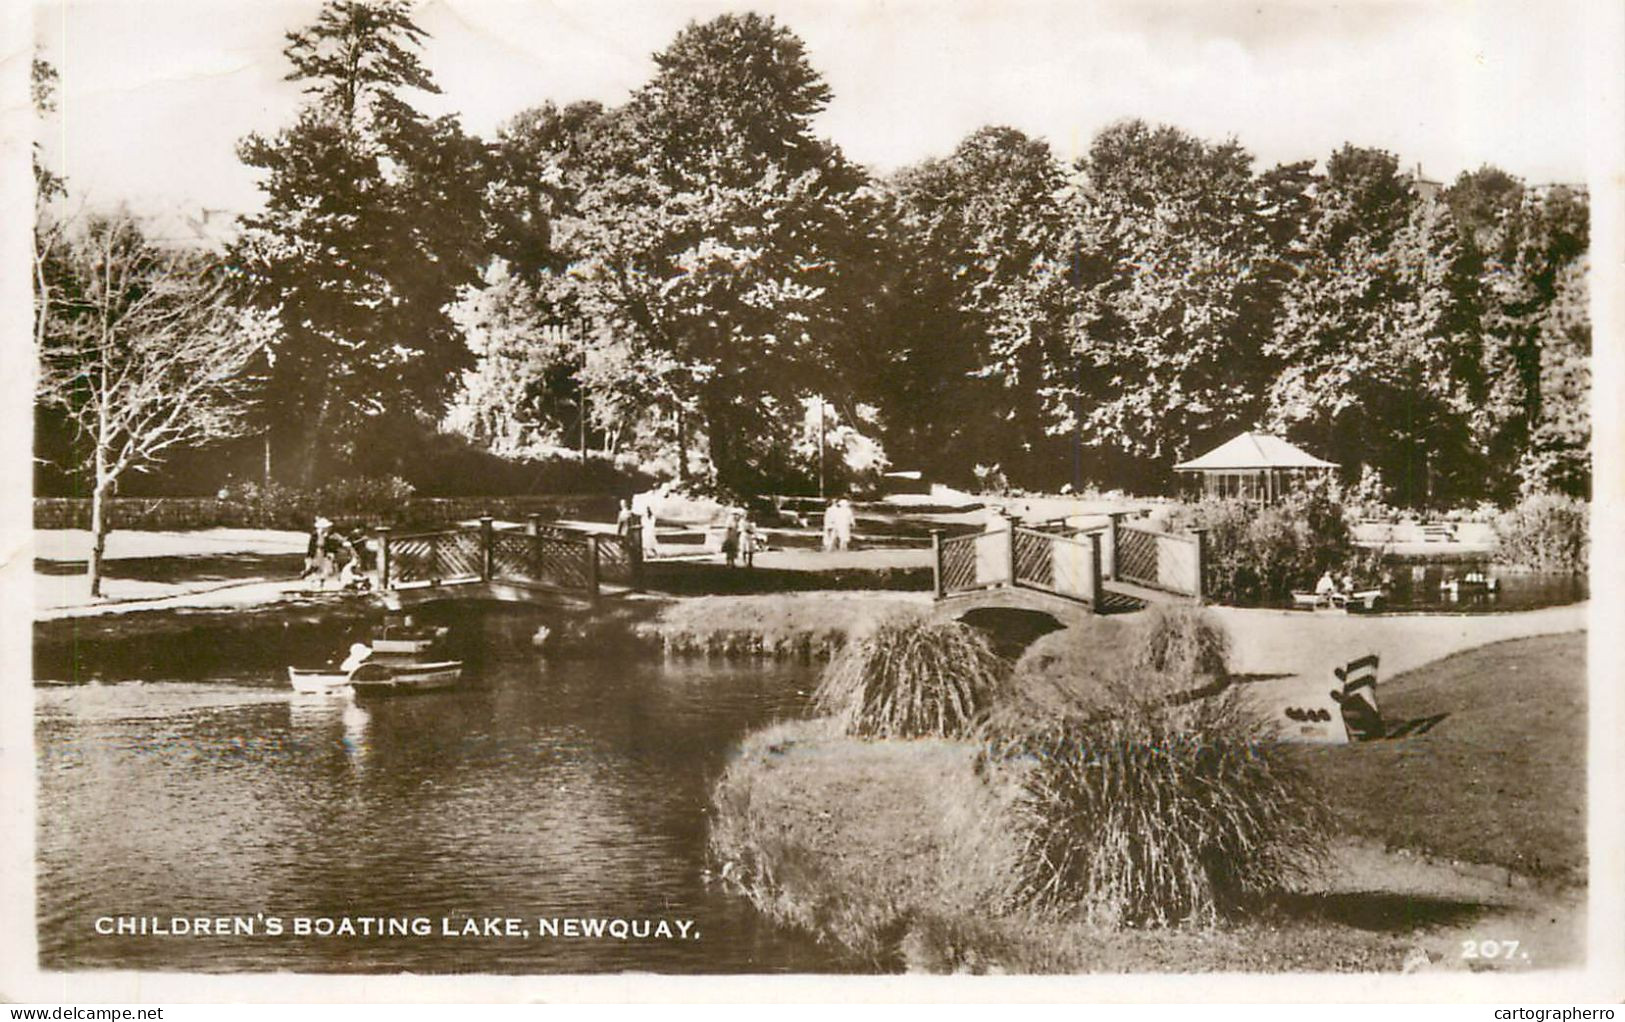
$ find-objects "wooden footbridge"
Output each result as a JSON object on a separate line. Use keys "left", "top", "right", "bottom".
{"left": 931, "top": 513, "right": 1206, "bottom": 619}
{"left": 372, "top": 517, "right": 641, "bottom": 610}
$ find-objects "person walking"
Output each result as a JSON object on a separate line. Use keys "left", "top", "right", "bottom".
{"left": 615, "top": 499, "right": 633, "bottom": 540}
{"left": 319, "top": 524, "right": 347, "bottom": 590}
{"left": 304, "top": 516, "right": 334, "bottom": 588}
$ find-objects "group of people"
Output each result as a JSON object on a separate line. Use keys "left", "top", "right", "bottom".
{"left": 719, "top": 506, "right": 760, "bottom": 568}
{"left": 615, "top": 493, "right": 663, "bottom": 561}
{"left": 1314, "top": 570, "right": 1357, "bottom": 599}
{"left": 820, "top": 498, "right": 856, "bottom": 551}
{"left": 303, "top": 516, "right": 371, "bottom": 591}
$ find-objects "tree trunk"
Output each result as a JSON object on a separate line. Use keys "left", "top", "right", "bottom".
{"left": 89, "top": 472, "right": 113, "bottom": 600}
{"left": 300, "top": 393, "right": 333, "bottom": 491}
{"left": 705, "top": 395, "right": 733, "bottom": 492}
{"left": 675, "top": 407, "right": 689, "bottom": 485}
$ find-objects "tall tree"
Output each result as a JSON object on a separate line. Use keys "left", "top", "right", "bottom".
{"left": 1265, "top": 146, "right": 1480, "bottom": 504}
{"left": 232, "top": 0, "right": 487, "bottom": 485}
{"left": 557, "top": 14, "right": 878, "bottom": 493}
{"left": 36, "top": 214, "right": 270, "bottom": 596}
{"left": 1472, "top": 183, "right": 1590, "bottom": 498}
{"left": 1066, "top": 121, "right": 1285, "bottom": 485}
{"left": 882, "top": 126, "right": 1074, "bottom": 486}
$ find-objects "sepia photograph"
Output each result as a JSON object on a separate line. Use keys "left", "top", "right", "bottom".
{"left": 3, "top": 0, "right": 1620, "bottom": 1004}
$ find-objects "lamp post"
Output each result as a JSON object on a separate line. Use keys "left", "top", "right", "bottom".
{"left": 817, "top": 396, "right": 826, "bottom": 500}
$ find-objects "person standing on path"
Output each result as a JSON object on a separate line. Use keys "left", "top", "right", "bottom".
{"left": 722, "top": 508, "right": 742, "bottom": 568}
{"left": 834, "top": 499, "right": 855, "bottom": 551}
{"left": 741, "top": 514, "right": 759, "bottom": 568}
{"left": 639, "top": 503, "right": 660, "bottom": 560}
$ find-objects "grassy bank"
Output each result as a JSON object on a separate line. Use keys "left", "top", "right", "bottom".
{"left": 638, "top": 592, "right": 926, "bottom": 659}
{"left": 708, "top": 631, "right": 1587, "bottom": 972}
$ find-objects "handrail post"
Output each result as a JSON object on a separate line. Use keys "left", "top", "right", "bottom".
{"left": 930, "top": 529, "right": 944, "bottom": 599}
{"left": 1088, "top": 530, "right": 1104, "bottom": 613}
{"left": 627, "top": 522, "right": 644, "bottom": 592}
{"left": 1191, "top": 527, "right": 1207, "bottom": 603}
{"left": 375, "top": 526, "right": 392, "bottom": 590}
{"left": 526, "top": 513, "right": 542, "bottom": 537}
{"left": 586, "top": 535, "right": 601, "bottom": 604}
{"left": 1106, "top": 512, "right": 1125, "bottom": 581}
{"left": 1005, "top": 522, "right": 1016, "bottom": 588}
{"left": 480, "top": 515, "right": 494, "bottom": 581}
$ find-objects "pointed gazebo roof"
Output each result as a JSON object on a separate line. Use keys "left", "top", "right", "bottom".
{"left": 1174, "top": 432, "right": 1338, "bottom": 472}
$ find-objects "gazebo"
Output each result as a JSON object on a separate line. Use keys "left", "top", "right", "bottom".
{"left": 1174, "top": 432, "right": 1338, "bottom": 503}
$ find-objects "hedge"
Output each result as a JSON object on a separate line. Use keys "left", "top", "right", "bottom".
{"left": 34, "top": 495, "right": 618, "bottom": 532}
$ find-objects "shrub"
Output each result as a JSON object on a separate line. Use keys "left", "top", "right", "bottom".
{"left": 1170, "top": 487, "right": 1362, "bottom": 604}
{"left": 224, "top": 480, "right": 316, "bottom": 530}
{"left": 1494, "top": 493, "right": 1589, "bottom": 571}
{"left": 813, "top": 612, "right": 1010, "bottom": 738}
{"left": 998, "top": 687, "right": 1330, "bottom": 928}
{"left": 316, "top": 475, "right": 415, "bottom": 518}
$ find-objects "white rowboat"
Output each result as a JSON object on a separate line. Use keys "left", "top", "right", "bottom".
{"left": 288, "top": 666, "right": 356, "bottom": 695}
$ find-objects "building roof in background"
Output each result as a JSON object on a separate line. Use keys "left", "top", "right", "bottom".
{"left": 1174, "top": 432, "right": 1339, "bottom": 471}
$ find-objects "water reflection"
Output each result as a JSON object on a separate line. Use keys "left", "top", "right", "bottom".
{"left": 37, "top": 654, "right": 847, "bottom": 974}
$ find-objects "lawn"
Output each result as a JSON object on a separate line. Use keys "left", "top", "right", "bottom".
{"left": 1290, "top": 631, "right": 1586, "bottom": 880}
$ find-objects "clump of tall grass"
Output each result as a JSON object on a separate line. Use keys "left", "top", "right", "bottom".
{"left": 1131, "top": 604, "right": 1230, "bottom": 686}
{"left": 997, "top": 684, "right": 1330, "bottom": 928}
{"left": 814, "top": 612, "right": 1010, "bottom": 738}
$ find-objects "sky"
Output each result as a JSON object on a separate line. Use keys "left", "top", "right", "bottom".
{"left": 30, "top": 0, "right": 1605, "bottom": 227}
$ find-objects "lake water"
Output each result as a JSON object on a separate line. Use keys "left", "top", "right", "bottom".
{"left": 1346, "top": 564, "right": 1586, "bottom": 614}
{"left": 35, "top": 632, "right": 850, "bottom": 974}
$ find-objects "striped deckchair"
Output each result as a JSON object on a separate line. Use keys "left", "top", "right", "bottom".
{"left": 1330, "top": 654, "right": 1382, "bottom": 741}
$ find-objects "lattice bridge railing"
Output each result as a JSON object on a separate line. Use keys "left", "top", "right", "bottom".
{"left": 379, "top": 521, "right": 641, "bottom": 599}
{"left": 386, "top": 529, "right": 484, "bottom": 587}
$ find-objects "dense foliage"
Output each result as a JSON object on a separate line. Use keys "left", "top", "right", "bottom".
{"left": 34, "top": 3, "right": 1591, "bottom": 511}
{"left": 1169, "top": 488, "right": 1368, "bottom": 603}
{"left": 1493, "top": 493, "right": 1589, "bottom": 571}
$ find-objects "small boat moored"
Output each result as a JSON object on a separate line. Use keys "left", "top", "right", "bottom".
{"left": 288, "top": 666, "right": 354, "bottom": 695}
{"left": 371, "top": 624, "right": 450, "bottom": 656}
{"left": 347, "top": 659, "right": 464, "bottom": 698}
{"left": 288, "top": 642, "right": 375, "bottom": 695}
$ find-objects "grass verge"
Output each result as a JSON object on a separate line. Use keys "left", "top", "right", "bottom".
{"left": 1288, "top": 631, "right": 1586, "bottom": 881}
{"left": 709, "top": 631, "right": 1586, "bottom": 971}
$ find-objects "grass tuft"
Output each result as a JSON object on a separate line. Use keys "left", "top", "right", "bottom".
{"left": 1132, "top": 604, "right": 1230, "bottom": 684}
{"left": 996, "top": 683, "right": 1331, "bottom": 928}
{"left": 813, "top": 610, "right": 1010, "bottom": 738}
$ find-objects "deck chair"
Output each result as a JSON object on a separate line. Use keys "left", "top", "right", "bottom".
{"left": 1330, "top": 654, "right": 1382, "bottom": 741}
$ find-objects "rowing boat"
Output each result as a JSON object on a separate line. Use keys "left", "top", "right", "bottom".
{"left": 371, "top": 625, "right": 449, "bottom": 655}
{"left": 347, "top": 659, "right": 463, "bottom": 698}
{"left": 288, "top": 666, "right": 355, "bottom": 695}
